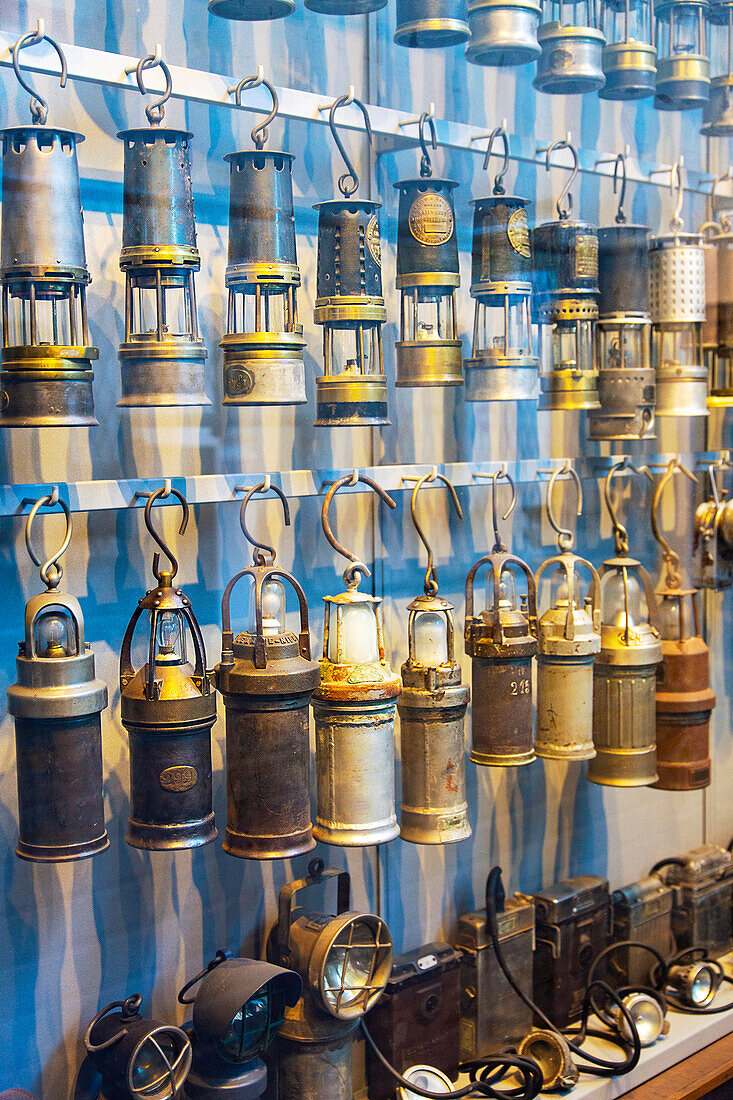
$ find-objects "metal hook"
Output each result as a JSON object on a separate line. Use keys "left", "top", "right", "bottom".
{"left": 144, "top": 484, "right": 189, "bottom": 582}
{"left": 709, "top": 169, "right": 733, "bottom": 232}
{"left": 418, "top": 111, "right": 437, "bottom": 178}
{"left": 707, "top": 454, "right": 730, "bottom": 506}
{"left": 545, "top": 464, "right": 583, "bottom": 553}
{"left": 327, "top": 92, "right": 372, "bottom": 198}
{"left": 228, "top": 68, "right": 279, "bottom": 150}
{"left": 409, "top": 474, "right": 462, "bottom": 597}
{"left": 488, "top": 467, "right": 517, "bottom": 553}
{"left": 482, "top": 125, "right": 510, "bottom": 196}
{"left": 238, "top": 481, "right": 290, "bottom": 566}
{"left": 25, "top": 490, "right": 72, "bottom": 591}
{"left": 604, "top": 459, "right": 653, "bottom": 557}
{"left": 540, "top": 138, "right": 578, "bottom": 221}
{"left": 651, "top": 457, "right": 698, "bottom": 589}
{"left": 321, "top": 474, "right": 396, "bottom": 588}
{"left": 594, "top": 152, "right": 628, "bottom": 223}
{"left": 126, "top": 51, "right": 173, "bottom": 126}
{"left": 11, "top": 23, "right": 68, "bottom": 126}
{"left": 669, "top": 157, "right": 685, "bottom": 232}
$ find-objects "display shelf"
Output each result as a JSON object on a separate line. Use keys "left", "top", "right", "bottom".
{"left": 0, "top": 28, "right": 719, "bottom": 196}
{"left": 0, "top": 452, "right": 724, "bottom": 517}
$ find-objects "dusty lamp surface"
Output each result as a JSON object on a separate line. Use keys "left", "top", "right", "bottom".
{"left": 8, "top": 495, "right": 108, "bottom": 862}
{"left": 599, "top": 0, "right": 657, "bottom": 97}
{"left": 394, "top": 122, "right": 463, "bottom": 388}
{"left": 654, "top": 0, "right": 710, "bottom": 107}
{"left": 464, "top": 472, "right": 538, "bottom": 766}
{"left": 394, "top": 0, "right": 471, "bottom": 47}
{"left": 398, "top": 474, "right": 470, "bottom": 844}
{"left": 216, "top": 483, "right": 319, "bottom": 860}
{"left": 83, "top": 993, "right": 192, "bottom": 1100}
{"left": 590, "top": 215, "right": 655, "bottom": 440}
{"left": 120, "top": 487, "right": 217, "bottom": 851}
{"left": 534, "top": 141, "right": 600, "bottom": 411}
{"left": 465, "top": 130, "right": 539, "bottom": 402}
{"left": 660, "top": 844, "right": 733, "bottom": 955}
{"left": 312, "top": 474, "right": 401, "bottom": 846}
{"left": 466, "top": 0, "right": 541, "bottom": 64}
{"left": 534, "top": 0, "right": 606, "bottom": 92}
{"left": 179, "top": 952, "right": 302, "bottom": 1100}
{"left": 517, "top": 1030, "right": 579, "bottom": 1091}
{"left": 651, "top": 461, "right": 716, "bottom": 791}
{"left": 701, "top": 2, "right": 733, "bottom": 132}
{"left": 0, "top": 32, "right": 98, "bottom": 427}
{"left": 588, "top": 463, "right": 663, "bottom": 787}
{"left": 612, "top": 875, "right": 675, "bottom": 985}
{"left": 269, "top": 860, "right": 394, "bottom": 1100}
{"left": 534, "top": 468, "right": 601, "bottom": 760}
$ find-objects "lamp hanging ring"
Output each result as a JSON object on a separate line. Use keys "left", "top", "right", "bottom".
{"left": 84, "top": 994, "right": 144, "bottom": 1054}
{"left": 131, "top": 52, "right": 173, "bottom": 126}
{"left": 651, "top": 457, "right": 697, "bottom": 590}
{"left": 328, "top": 92, "right": 373, "bottom": 198}
{"left": 230, "top": 72, "right": 279, "bottom": 149}
{"left": 321, "top": 474, "right": 396, "bottom": 588}
{"left": 178, "top": 950, "right": 231, "bottom": 1005}
{"left": 418, "top": 111, "right": 437, "bottom": 178}
{"left": 670, "top": 158, "right": 685, "bottom": 232}
{"left": 489, "top": 467, "right": 516, "bottom": 553}
{"left": 410, "top": 473, "right": 462, "bottom": 597}
{"left": 11, "top": 27, "right": 68, "bottom": 126}
{"left": 544, "top": 138, "right": 578, "bottom": 221}
{"left": 239, "top": 481, "right": 290, "bottom": 566}
{"left": 546, "top": 464, "right": 582, "bottom": 553}
{"left": 144, "top": 484, "right": 188, "bottom": 582}
{"left": 709, "top": 169, "right": 733, "bottom": 232}
{"left": 25, "top": 491, "right": 73, "bottom": 591}
{"left": 483, "top": 124, "right": 510, "bottom": 195}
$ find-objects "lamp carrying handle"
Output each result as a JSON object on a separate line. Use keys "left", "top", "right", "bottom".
{"left": 275, "top": 858, "right": 351, "bottom": 960}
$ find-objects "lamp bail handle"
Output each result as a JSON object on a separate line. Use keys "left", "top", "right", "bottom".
{"left": 328, "top": 91, "right": 373, "bottom": 198}
{"left": 488, "top": 466, "right": 516, "bottom": 554}
{"left": 546, "top": 464, "right": 582, "bottom": 553}
{"left": 604, "top": 459, "right": 653, "bottom": 557}
{"left": 11, "top": 23, "right": 67, "bottom": 126}
{"left": 651, "top": 457, "right": 697, "bottom": 590}
{"left": 178, "top": 950, "right": 231, "bottom": 1005}
{"left": 321, "top": 474, "right": 397, "bottom": 589}
{"left": 483, "top": 124, "right": 510, "bottom": 196}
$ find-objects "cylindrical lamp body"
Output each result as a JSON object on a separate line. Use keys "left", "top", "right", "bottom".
{"left": 534, "top": 21, "right": 606, "bottom": 93}
{"left": 654, "top": 0, "right": 710, "bottom": 110}
{"left": 466, "top": 0, "right": 542, "bottom": 64}
{"left": 394, "top": 0, "right": 471, "bottom": 47}
{"left": 654, "top": 634, "right": 715, "bottom": 790}
{"left": 276, "top": 1033, "right": 354, "bottom": 1100}
{"left": 650, "top": 232, "right": 709, "bottom": 417}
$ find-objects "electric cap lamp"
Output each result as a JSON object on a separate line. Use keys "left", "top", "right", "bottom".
{"left": 8, "top": 491, "right": 108, "bottom": 862}
{"left": 178, "top": 949, "right": 302, "bottom": 1099}
{"left": 312, "top": 474, "right": 402, "bottom": 846}
{"left": 215, "top": 481, "right": 320, "bottom": 860}
{"left": 0, "top": 28, "right": 99, "bottom": 427}
{"left": 534, "top": 0, "right": 606, "bottom": 92}
{"left": 599, "top": 0, "right": 657, "bottom": 97}
{"left": 667, "top": 956, "right": 724, "bottom": 1005}
{"left": 464, "top": 469, "right": 538, "bottom": 767}
{"left": 394, "top": 112, "right": 463, "bottom": 388}
{"left": 517, "top": 1030, "right": 579, "bottom": 1091}
{"left": 119, "top": 485, "right": 217, "bottom": 851}
{"left": 649, "top": 160, "right": 709, "bottom": 419}
{"left": 314, "top": 93, "right": 388, "bottom": 427}
{"left": 702, "top": 3, "right": 733, "bottom": 130}
{"left": 399, "top": 472, "right": 470, "bottom": 844}
{"left": 394, "top": 0, "right": 471, "bottom": 47}
{"left": 221, "top": 75, "right": 306, "bottom": 407}
{"left": 82, "top": 993, "right": 192, "bottom": 1100}
{"left": 465, "top": 126, "right": 539, "bottom": 403}
{"left": 654, "top": 0, "right": 710, "bottom": 108}
{"left": 534, "top": 466, "right": 601, "bottom": 761}
{"left": 117, "top": 53, "right": 209, "bottom": 407}
{"left": 651, "top": 459, "right": 716, "bottom": 791}
{"left": 533, "top": 140, "right": 601, "bottom": 412}
{"left": 588, "top": 461, "right": 663, "bottom": 788}
{"left": 269, "top": 859, "right": 394, "bottom": 1100}
{"left": 589, "top": 154, "right": 655, "bottom": 442}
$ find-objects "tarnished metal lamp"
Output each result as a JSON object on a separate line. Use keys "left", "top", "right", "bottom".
{"left": 534, "top": 0, "right": 606, "bottom": 92}
{"left": 466, "top": 0, "right": 541, "bottom": 63}
{"left": 599, "top": 0, "right": 657, "bottom": 98}
{"left": 654, "top": 0, "right": 710, "bottom": 108}
{"left": 394, "top": 0, "right": 471, "bottom": 47}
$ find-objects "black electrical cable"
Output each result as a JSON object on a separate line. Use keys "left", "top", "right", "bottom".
{"left": 648, "top": 858, "right": 687, "bottom": 876}
{"left": 484, "top": 867, "right": 641, "bottom": 1078}
{"left": 360, "top": 1018, "right": 543, "bottom": 1099}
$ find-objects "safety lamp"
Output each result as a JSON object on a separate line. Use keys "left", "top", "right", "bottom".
{"left": 178, "top": 951, "right": 302, "bottom": 1099}
{"left": 312, "top": 475, "right": 401, "bottom": 845}
{"left": 8, "top": 493, "right": 108, "bottom": 862}
{"left": 221, "top": 79, "right": 306, "bottom": 407}
{"left": 534, "top": 467, "right": 601, "bottom": 761}
{"left": 464, "top": 471, "right": 538, "bottom": 767}
{"left": 588, "top": 462, "right": 663, "bottom": 788}
{"left": 466, "top": 0, "right": 541, "bottom": 64}
{"left": 119, "top": 487, "right": 217, "bottom": 851}
{"left": 0, "top": 31, "right": 98, "bottom": 427}
{"left": 599, "top": 0, "right": 657, "bottom": 97}
{"left": 269, "top": 860, "right": 394, "bottom": 1100}
{"left": 654, "top": 0, "right": 710, "bottom": 107}
{"left": 534, "top": 0, "right": 606, "bottom": 92}
{"left": 702, "top": 2, "right": 733, "bottom": 131}
{"left": 651, "top": 461, "right": 716, "bottom": 791}
{"left": 533, "top": 141, "right": 601, "bottom": 411}
{"left": 517, "top": 1031, "right": 579, "bottom": 1091}
{"left": 590, "top": 184, "right": 655, "bottom": 440}
{"left": 399, "top": 474, "right": 470, "bottom": 845}
{"left": 117, "top": 57, "right": 208, "bottom": 407}
{"left": 667, "top": 960, "right": 723, "bottom": 1005}
{"left": 82, "top": 994, "right": 192, "bottom": 1100}
{"left": 692, "top": 459, "right": 733, "bottom": 589}
{"left": 394, "top": 117, "right": 462, "bottom": 388}
{"left": 314, "top": 94, "right": 387, "bottom": 427}
{"left": 706, "top": 214, "right": 733, "bottom": 405}
{"left": 465, "top": 128, "right": 538, "bottom": 403}
{"left": 216, "top": 483, "right": 320, "bottom": 860}
{"left": 394, "top": 0, "right": 471, "bottom": 46}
